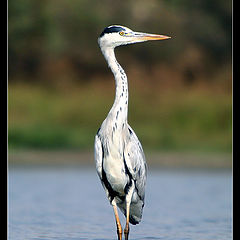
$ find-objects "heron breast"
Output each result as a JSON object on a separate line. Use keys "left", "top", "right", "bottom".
{"left": 103, "top": 155, "right": 128, "bottom": 194}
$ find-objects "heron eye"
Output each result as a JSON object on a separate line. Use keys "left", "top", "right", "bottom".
{"left": 119, "top": 31, "right": 125, "bottom": 36}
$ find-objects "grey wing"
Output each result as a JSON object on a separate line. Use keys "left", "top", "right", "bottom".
{"left": 94, "top": 133, "right": 103, "bottom": 179}
{"left": 124, "top": 125, "right": 147, "bottom": 201}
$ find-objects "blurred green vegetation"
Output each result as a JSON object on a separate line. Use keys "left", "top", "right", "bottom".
{"left": 8, "top": 0, "right": 232, "bottom": 153}
{"left": 9, "top": 82, "right": 231, "bottom": 152}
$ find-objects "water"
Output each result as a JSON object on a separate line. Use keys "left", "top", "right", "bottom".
{"left": 8, "top": 166, "right": 232, "bottom": 240}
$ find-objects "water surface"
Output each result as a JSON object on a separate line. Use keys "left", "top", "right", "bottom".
{"left": 9, "top": 166, "right": 232, "bottom": 240}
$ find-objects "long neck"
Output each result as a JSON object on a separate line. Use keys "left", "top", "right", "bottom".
{"left": 101, "top": 47, "right": 129, "bottom": 125}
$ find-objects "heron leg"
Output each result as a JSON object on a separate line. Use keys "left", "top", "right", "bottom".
{"left": 124, "top": 182, "right": 134, "bottom": 240}
{"left": 124, "top": 202, "right": 130, "bottom": 240}
{"left": 113, "top": 202, "right": 122, "bottom": 240}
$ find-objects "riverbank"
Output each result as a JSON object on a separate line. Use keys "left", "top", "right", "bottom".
{"left": 8, "top": 150, "right": 232, "bottom": 169}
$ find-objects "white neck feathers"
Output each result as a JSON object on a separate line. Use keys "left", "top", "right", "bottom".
{"left": 101, "top": 47, "right": 129, "bottom": 124}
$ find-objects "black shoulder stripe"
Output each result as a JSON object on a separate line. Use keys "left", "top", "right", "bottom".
{"left": 101, "top": 143, "right": 124, "bottom": 202}
{"left": 123, "top": 153, "right": 133, "bottom": 194}
{"left": 128, "top": 127, "right": 133, "bottom": 135}
{"left": 101, "top": 166, "right": 119, "bottom": 202}
{"left": 96, "top": 127, "right": 101, "bottom": 135}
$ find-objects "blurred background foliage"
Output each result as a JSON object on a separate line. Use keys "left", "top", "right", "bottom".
{"left": 8, "top": 0, "right": 232, "bottom": 153}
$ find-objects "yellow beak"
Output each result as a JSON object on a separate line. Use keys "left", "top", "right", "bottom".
{"left": 141, "top": 34, "right": 171, "bottom": 41}
{"left": 130, "top": 32, "right": 171, "bottom": 42}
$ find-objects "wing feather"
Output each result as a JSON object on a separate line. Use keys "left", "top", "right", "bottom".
{"left": 124, "top": 125, "right": 147, "bottom": 201}
{"left": 94, "top": 134, "right": 103, "bottom": 179}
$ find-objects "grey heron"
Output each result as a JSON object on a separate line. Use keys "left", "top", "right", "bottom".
{"left": 94, "top": 25, "right": 170, "bottom": 240}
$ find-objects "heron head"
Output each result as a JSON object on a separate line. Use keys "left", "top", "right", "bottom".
{"left": 98, "top": 25, "right": 171, "bottom": 49}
